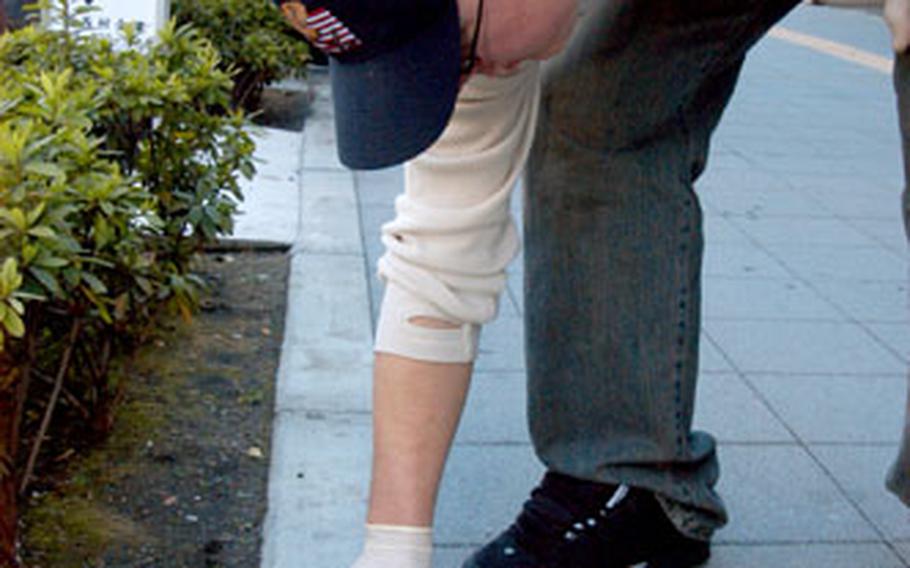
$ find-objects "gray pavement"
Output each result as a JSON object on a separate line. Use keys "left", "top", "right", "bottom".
{"left": 247, "top": 4, "right": 910, "bottom": 567}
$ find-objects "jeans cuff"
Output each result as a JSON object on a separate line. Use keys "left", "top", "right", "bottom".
{"left": 654, "top": 493, "right": 717, "bottom": 542}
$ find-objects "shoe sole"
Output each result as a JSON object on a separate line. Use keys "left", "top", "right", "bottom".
{"left": 636, "top": 538, "right": 711, "bottom": 568}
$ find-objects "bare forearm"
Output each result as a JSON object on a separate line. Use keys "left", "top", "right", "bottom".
{"left": 458, "top": 0, "right": 579, "bottom": 65}
{"left": 886, "top": 0, "right": 910, "bottom": 52}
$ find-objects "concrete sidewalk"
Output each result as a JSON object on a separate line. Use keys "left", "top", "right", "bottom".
{"left": 245, "top": 5, "right": 910, "bottom": 567}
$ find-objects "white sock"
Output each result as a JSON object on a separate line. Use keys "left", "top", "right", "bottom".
{"left": 350, "top": 524, "right": 433, "bottom": 568}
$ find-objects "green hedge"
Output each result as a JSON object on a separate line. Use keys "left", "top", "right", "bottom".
{"left": 0, "top": 1, "right": 258, "bottom": 562}
{"left": 172, "top": 0, "right": 311, "bottom": 110}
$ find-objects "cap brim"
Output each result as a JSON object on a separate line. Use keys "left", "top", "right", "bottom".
{"left": 329, "top": 0, "right": 461, "bottom": 170}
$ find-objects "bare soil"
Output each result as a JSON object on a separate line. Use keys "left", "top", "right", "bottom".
{"left": 21, "top": 250, "right": 289, "bottom": 568}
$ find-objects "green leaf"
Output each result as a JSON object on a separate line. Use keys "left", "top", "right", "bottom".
{"left": 27, "top": 226, "right": 56, "bottom": 239}
{"left": 0, "top": 209, "right": 27, "bottom": 232}
{"left": 1, "top": 258, "right": 18, "bottom": 285}
{"left": 80, "top": 257, "right": 116, "bottom": 269}
{"left": 33, "top": 256, "right": 69, "bottom": 269}
{"left": 0, "top": 258, "right": 19, "bottom": 297}
{"left": 22, "top": 245, "right": 39, "bottom": 265}
{"left": 81, "top": 271, "right": 108, "bottom": 295}
{"left": 24, "top": 161, "right": 65, "bottom": 179}
{"left": 82, "top": 286, "right": 113, "bottom": 325}
{"left": 3, "top": 310, "right": 25, "bottom": 339}
{"left": 8, "top": 298, "right": 25, "bottom": 315}
{"left": 134, "top": 276, "right": 154, "bottom": 296}
{"left": 13, "top": 290, "right": 48, "bottom": 303}
{"left": 29, "top": 267, "right": 63, "bottom": 298}
{"left": 26, "top": 202, "right": 47, "bottom": 226}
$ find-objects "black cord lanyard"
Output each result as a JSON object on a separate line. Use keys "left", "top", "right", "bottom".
{"left": 461, "top": 0, "right": 484, "bottom": 77}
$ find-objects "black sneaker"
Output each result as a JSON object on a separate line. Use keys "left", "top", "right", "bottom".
{"left": 461, "top": 472, "right": 710, "bottom": 568}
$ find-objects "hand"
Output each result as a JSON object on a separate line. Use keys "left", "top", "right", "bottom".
{"left": 886, "top": 0, "right": 910, "bottom": 53}
{"left": 458, "top": 0, "right": 579, "bottom": 68}
{"left": 279, "top": 1, "right": 318, "bottom": 43}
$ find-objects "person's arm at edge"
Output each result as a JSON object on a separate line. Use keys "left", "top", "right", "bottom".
{"left": 458, "top": 0, "right": 579, "bottom": 66}
{"left": 0, "top": 2, "right": 9, "bottom": 35}
{"left": 886, "top": 0, "right": 910, "bottom": 53}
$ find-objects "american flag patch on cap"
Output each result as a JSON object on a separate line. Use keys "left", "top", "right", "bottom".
{"left": 307, "top": 7, "right": 363, "bottom": 55}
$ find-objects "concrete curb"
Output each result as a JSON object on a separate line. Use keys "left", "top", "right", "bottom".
{"left": 259, "top": 70, "right": 374, "bottom": 568}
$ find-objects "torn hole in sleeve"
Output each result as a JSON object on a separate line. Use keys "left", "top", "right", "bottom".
{"left": 406, "top": 315, "right": 461, "bottom": 330}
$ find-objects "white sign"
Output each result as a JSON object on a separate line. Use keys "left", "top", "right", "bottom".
{"left": 68, "top": 0, "right": 169, "bottom": 42}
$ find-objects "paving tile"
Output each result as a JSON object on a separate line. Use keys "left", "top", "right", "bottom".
{"left": 277, "top": 252, "right": 374, "bottom": 414}
{"left": 355, "top": 167, "right": 405, "bottom": 206}
{"left": 779, "top": 3, "right": 892, "bottom": 57}
{"left": 238, "top": 169, "right": 299, "bottom": 197}
{"left": 701, "top": 151, "right": 758, "bottom": 172}
{"left": 706, "top": 320, "right": 906, "bottom": 375}
{"left": 700, "top": 188, "right": 829, "bottom": 219}
{"left": 359, "top": 204, "right": 396, "bottom": 273}
{"left": 701, "top": 333, "right": 734, "bottom": 373}
{"left": 849, "top": 218, "right": 910, "bottom": 255}
{"left": 277, "top": 363, "right": 372, "bottom": 413}
{"left": 283, "top": 253, "right": 374, "bottom": 346}
{"left": 301, "top": 105, "right": 345, "bottom": 171}
{"left": 298, "top": 170, "right": 362, "bottom": 255}
{"left": 723, "top": 129, "right": 822, "bottom": 161}
{"left": 696, "top": 165, "right": 790, "bottom": 193}
{"left": 435, "top": 445, "right": 545, "bottom": 546}
{"left": 728, "top": 216, "right": 881, "bottom": 247}
{"left": 251, "top": 127, "right": 303, "bottom": 179}
{"left": 438, "top": 446, "right": 884, "bottom": 550}
{"left": 749, "top": 375, "right": 906, "bottom": 444}
{"left": 867, "top": 323, "right": 910, "bottom": 363}
{"left": 476, "top": 315, "right": 526, "bottom": 372}
{"left": 812, "top": 280, "right": 910, "bottom": 324}
{"left": 703, "top": 214, "right": 753, "bottom": 245}
{"left": 808, "top": 189, "right": 904, "bottom": 220}
{"left": 700, "top": 543, "right": 905, "bottom": 568}
{"left": 762, "top": 154, "right": 866, "bottom": 177}
{"left": 367, "top": 277, "right": 383, "bottom": 328}
{"left": 506, "top": 269, "right": 524, "bottom": 314}
{"left": 712, "top": 131, "right": 813, "bottom": 158}
{"left": 783, "top": 172, "right": 894, "bottom": 197}
{"left": 703, "top": 244, "right": 792, "bottom": 280}
{"left": 693, "top": 374, "right": 794, "bottom": 444}
{"left": 359, "top": 203, "right": 396, "bottom": 235}
{"left": 809, "top": 138, "right": 898, "bottom": 167}
{"left": 493, "top": 288, "right": 521, "bottom": 320}
{"left": 504, "top": 280, "right": 523, "bottom": 317}
{"left": 262, "top": 411, "right": 370, "bottom": 568}
{"left": 703, "top": 277, "right": 843, "bottom": 321}
{"left": 455, "top": 371, "right": 529, "bottom": 446}
{"left": 436, "top": 545, "right": 905, "bottom": 568}
{"left": 233, "top": 209, "right": 299, "bottom": 245}
{"left": 763, "top": 244, "right": 907, "bottom": 283}
{"left": 233, "top": 175, "right": 300, "bottom": 244}
{"left": 812, "top": 445, "right": 910, "bottom": 540}
{"left": 433, "top": 547, "right": 473, "bottom": 568}
{"left": 896, "top": 542, "right": 910, "bottom": 566}
{"left": 713, "top": 445, "right": 879, "bottom": 543}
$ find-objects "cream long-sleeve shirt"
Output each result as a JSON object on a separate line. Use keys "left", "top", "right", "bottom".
{"left": 373, "top": 63, "right": 541, "bottom": 362}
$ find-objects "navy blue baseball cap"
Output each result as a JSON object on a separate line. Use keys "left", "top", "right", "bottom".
{"left": 277, "top": 0, "right": 461, "bottom": 170}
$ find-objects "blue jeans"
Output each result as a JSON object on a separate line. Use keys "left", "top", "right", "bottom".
{"left": 523, "top": 0, "right": 800, "bottom": 539}
{"left": 886, "top": 52, "right": 910, "bottom": 507}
